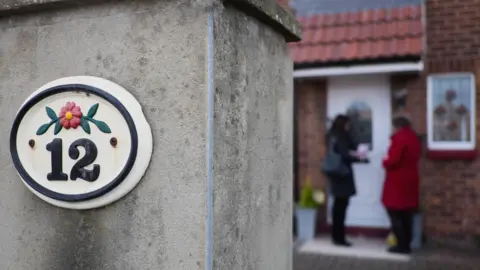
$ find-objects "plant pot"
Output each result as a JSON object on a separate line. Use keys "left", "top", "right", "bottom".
{"left": 411, "top": 212, "right": 423, "bottom": 249}
{"left": 296, "top": 207, "right": 317, "bottom": 241}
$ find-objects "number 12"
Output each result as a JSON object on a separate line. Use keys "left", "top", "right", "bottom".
{"left": 46, "top": 138, "right": 101, "bottom": 182}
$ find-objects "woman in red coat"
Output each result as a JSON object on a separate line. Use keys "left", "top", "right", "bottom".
{"left": 382, "top": 116, "right": 421, "bottom": 254}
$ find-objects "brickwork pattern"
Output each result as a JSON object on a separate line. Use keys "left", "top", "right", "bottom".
{"left": 426, "top": 0, "right": 480, "bottom": 59}
{"left": 295, "top": 79, "right": 327, "bottom": 192}
{"left": 294, "top": 80, "right": 329, "bottom": 229}
{"left": 423, "top": 0, "right": 480, "bottom": 242}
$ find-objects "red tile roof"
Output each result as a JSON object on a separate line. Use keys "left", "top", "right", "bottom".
{"left": 290, "top": 5, "right": 423, "bottom": 66}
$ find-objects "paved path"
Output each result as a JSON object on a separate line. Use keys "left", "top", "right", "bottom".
{"left": 294, "top": 249, "right": 480, "bottom": 270}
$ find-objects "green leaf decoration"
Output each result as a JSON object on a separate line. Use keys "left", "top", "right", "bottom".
{"left": 80, "top": 117, "right": 91, "bottom": 134}
{"left": 87, "top": 103, "right": 99, "bottom": 118}
{"left": 46, "top": 107, "right": 57, "bottom": 120}
{"left": 54, "top": 120, "right": 62, "bottom": 135}
{"left": 94, "top": 120, "right": 111, "bottom": 134}
{"left": 36, "top": 123, "right": 51, "bottom": 135}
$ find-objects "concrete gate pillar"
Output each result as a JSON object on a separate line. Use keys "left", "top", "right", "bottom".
{"left": 0, "top": 0, "right": 300, "bottom": 269}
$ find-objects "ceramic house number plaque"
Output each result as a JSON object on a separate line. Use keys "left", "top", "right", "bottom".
{"left": 10, "top": 76, "right": 153, "bottom": 210}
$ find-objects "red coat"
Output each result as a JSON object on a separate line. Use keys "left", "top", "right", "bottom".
{"left": 382, "top": 127, "right": 421, "bottom": 210}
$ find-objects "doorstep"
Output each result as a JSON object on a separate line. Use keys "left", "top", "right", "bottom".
{"left": 297, "top": 236, "right": 411, "bottom": 262}
{"left": 293, "top": 237, "right": 306, "bottom": 250}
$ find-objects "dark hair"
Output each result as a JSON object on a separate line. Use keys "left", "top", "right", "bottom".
{"left": 392, "top": 116, "right": 411, "bottom": 129}
{"left": 329, "top": 114, "right": 350, "bottom": 135}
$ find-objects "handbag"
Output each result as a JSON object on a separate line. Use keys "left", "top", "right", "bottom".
{"left": 321, "top": 137, "right": 350, "bottom": 177}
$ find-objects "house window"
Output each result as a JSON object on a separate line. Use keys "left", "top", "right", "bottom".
{"left": 427, "top": 73, "right": 476, "bottom": 151}
{"left": 346, "top": 101, "right": 373, "bottom": 149}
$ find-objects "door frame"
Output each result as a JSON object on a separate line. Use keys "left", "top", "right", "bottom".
{"left": 325, "top": 74, "right": 392, "bottom": 230}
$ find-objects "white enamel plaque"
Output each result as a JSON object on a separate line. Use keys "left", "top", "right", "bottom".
{"left": 10, "top": 76, "right": 153, "bottom": 209}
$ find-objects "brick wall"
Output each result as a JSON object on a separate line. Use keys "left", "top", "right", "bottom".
{"left": 420, "top": 0, "right": 480, "bottom": 245}
{"left": 294, "top": 79, "right": 329, "bottom": 231}
{"left": 295, "top": 80, "right": 327, "bottom": 191}
{"left": 391, "top": 74, "right": 426, "bottom": 134}
{"left": 426, "top": 0, "right": 480, "bottom": 60}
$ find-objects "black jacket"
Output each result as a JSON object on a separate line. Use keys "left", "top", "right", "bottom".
{"left": 325, "top": 132, "right": 362, "bottom": 198}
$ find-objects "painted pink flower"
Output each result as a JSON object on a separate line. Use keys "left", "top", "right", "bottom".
{"left": 59, "top": 102, "right": 83, "bottom": 129}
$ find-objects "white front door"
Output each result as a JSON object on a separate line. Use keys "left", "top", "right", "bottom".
{"left": 327, "top": 75, "right": 391, "bottom": 228}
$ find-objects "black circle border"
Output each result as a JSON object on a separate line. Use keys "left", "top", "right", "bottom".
{"left": 10, "top": 84, "right": 138, "bottom": 202}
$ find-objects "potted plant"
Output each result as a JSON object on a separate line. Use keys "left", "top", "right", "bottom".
{"left": 296, "top": 176, "right": 322, "bottom": 241}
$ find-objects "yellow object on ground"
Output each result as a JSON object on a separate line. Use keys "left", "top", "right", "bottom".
{"left": 387, "top": 232, "right": 397, "bottom": 247}
{"left": 313, "top": 190, "right": 325, "bottom": 205}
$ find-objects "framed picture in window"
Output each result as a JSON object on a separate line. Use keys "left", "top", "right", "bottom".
{"left": 427, "top": 73, "right": 476, "bottom": 158}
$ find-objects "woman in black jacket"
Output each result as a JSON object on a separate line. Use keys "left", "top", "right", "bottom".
{"left": 326, "top": 114, "right": 367, "bottom": 247}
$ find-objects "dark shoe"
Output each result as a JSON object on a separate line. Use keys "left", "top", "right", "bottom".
{"left": 332, "top": 240, "right": 352, "bottom": 247}
{"left": 387, "top": 246, "right": 411, "bottom": 254}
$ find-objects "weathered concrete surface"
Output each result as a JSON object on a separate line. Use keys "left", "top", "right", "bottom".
{"left": 0, "top": 1, "right": 208, "bottom": 269}
{"left": 213, "top": 4, "right": 293, "bottom": 270}
{"left": 0, "top": 0, "right": 301, "bottom": 41}
{"left": 0, "top": 0, "right": 298, "bottom": 269}
{"left": 0, "top": 0, "right": 69, "bottom": 10}
{"left": 225, "top": 0, "right": 301, "bottom": 41}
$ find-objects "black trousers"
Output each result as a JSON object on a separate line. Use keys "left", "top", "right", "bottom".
{"left": 387, "top": 209, "right": 413, "bottom": 250}
{"left": 332, "top": 197, "right": 350, "bottom": 242}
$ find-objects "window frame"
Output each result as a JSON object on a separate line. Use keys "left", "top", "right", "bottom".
{"left": 427, "top": 73, "right": 476, "bottom": 151}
